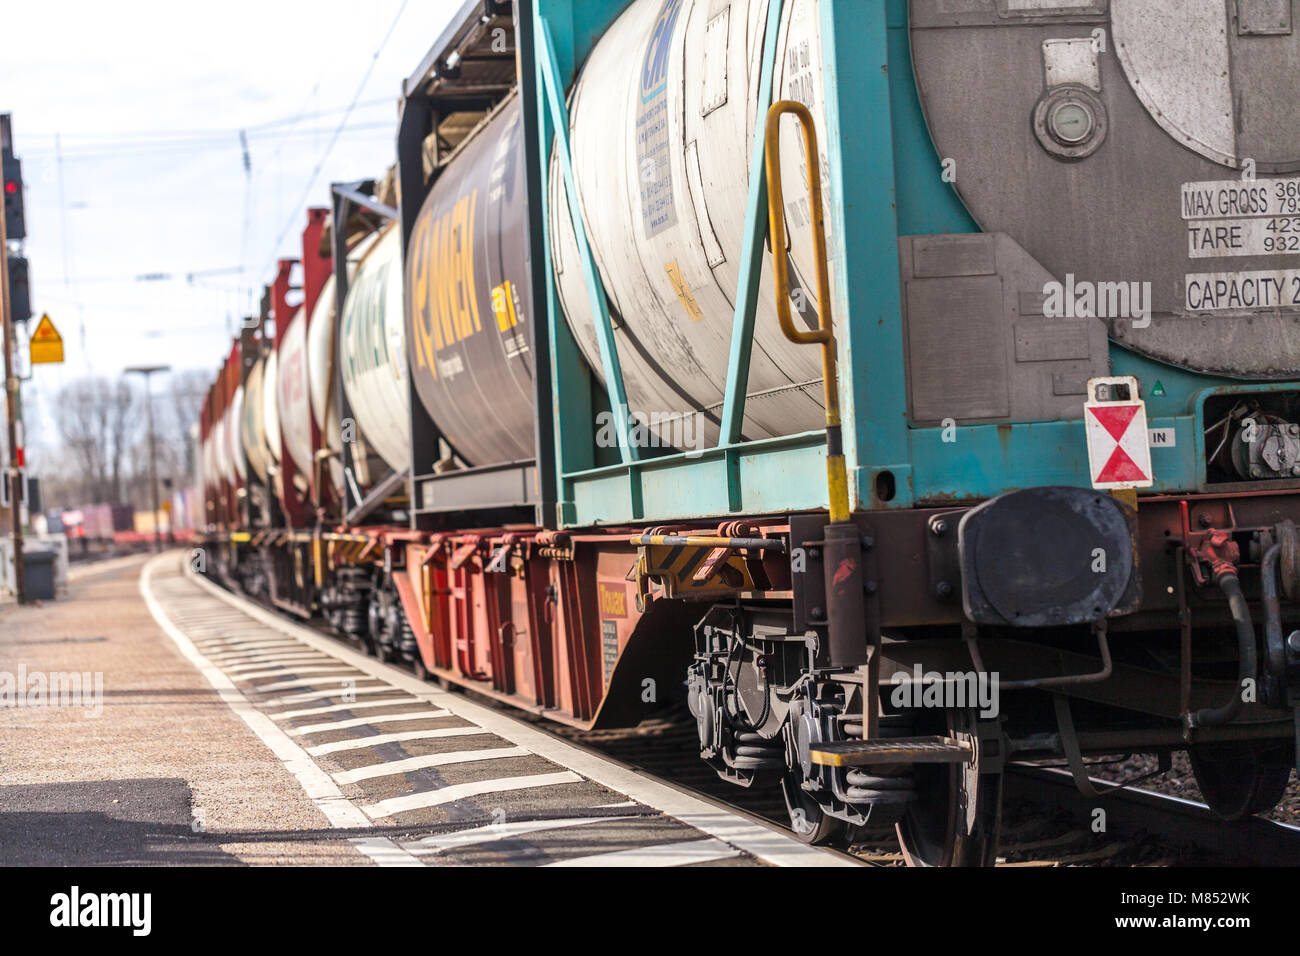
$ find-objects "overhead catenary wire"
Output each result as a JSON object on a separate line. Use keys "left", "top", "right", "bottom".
{"left": 18, "top": 99, "right": 393, "bottom": 150}
{"left": 259, "top": 0, "right": 410, "bottom": 279}
{"left": 22, "top": 123, "right": 395, "bottom": 163}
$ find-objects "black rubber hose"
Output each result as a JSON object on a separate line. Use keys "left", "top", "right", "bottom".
{"left": 1260, "top": 544, "right": 1287, "bottom": 705}
{"left": 1191, "top": 572, "right": 1257, "bottom": 728}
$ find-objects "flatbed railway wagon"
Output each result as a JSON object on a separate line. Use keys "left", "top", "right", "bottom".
{"left": 200, "top": 0, "right": 1300, "bottom": 866}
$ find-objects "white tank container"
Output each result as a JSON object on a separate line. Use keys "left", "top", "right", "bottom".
{"left": 200, "top": 432, "right": 211, "bottom": 494}
{"left": 263, "top": 348, "right": 282, "bottom": 468}
{"left": 229, "top": 384, "right": 247, "bottom": 483}
{"left": 307, "top": 272, "right": 345, "bottom": 496}
{"left": 207, "top": 430, "right": 218, "bottom": 493}
{"left": 276, "top": 306, "right": 313, "bottom": 491}
{"left": 549, "top": 0, "right": 833, "bottom": 444}
{"left": 213, "top": 406, "right": 231, "bottom": 486}
{"left": 339, "top": 223, "right": 410, "bottom": 473}
{"left": 241, "top": 356, "right": 269, "bottom": 482}
{"left": 308, "top": 274, "right": 336, "bottom": 435}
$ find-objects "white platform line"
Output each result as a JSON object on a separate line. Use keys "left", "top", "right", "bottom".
{"left": 229, "top": 666, "right": 355, "bottom": 681}
{"left": 543, "top": 838, "right": 740, "bottom": 867}
{"left": 193, "top": 634, "right": 291, "bottom": 644}
{"left": 209, "top": 653, "right": 329, "bottom": 667}
{"left": 403, "top": 814, "right": 637, "bottom": 854}
{"left": 273, "top": 698, "right": 428, "bottom": 721}
{"left": 174, "top": 615, "right": 262, "bottom": 624}
{"left": 188, "top": 632, "right": 276, "bottom": 639}
{"left": 250, "top": 674, "right": 371, "bottom": 693}
{"left": 217, "top": 660, "right": 337, "bottom": 673}
{"left": 289, "top": 710, "right": 452, "bottom": 736}
{"left": 306, "top": 726, "right": 491, "bottom": 756}
{"left": 209, "top": 649, "right": 323, "bottom": 663}
{"left": 202, "top": 640, "right": 304, "bottom": 652}
{"left": 349, "top": 838, "right": 426, "bottom": 867}
{"left": 200, "top": 642, "right": 306, "bottom": 658}
{"left": 139, "top": 555, "right": 421, "bottom": 867}
{"left": 267, "top": 684, "right": 399, "bottom": 706}
{"left": 362, "top": 771, "right": 584, "bottom": 819}
{"left": 225, "top": 658, "right": 340, "bottom": 673}
{"left": 333, "top": 745, "right": 529, "bottom": 784}
{"left": 185, "top": 562, "right": 855, "bottom": 866}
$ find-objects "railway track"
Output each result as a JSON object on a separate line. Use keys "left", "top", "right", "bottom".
{"left": 566, "top": 712, "right": 1300, "bottom": 866}
{"left": 997, "top": 767, "right": 1300, "bottom": 867}
{"left": 147, "top": 552, "right": 1300, "bottom": 867}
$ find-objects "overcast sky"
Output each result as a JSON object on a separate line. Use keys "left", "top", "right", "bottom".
{"left": 6, "top": 0, "right": 460, "bottom": 458}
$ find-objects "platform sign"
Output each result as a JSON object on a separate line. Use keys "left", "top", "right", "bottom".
{"left": 29, "top": 313, "right": 63, "bottom": 364}
{"left": 1084, "top": 376, "right": 1154, "bottom": 489}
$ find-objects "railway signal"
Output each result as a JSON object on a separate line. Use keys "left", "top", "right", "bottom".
{"left": 7, "top": 255, "right": 29, "bottom": 323}
{"left": 1, "top": 116, "right": 23, "bottom": 241}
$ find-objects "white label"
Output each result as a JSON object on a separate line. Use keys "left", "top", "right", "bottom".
{"left": 1185, "top": 269, "right": 1300, "bottom": 311}
{"left": 1148, "top": 428, "right": 1176, "bottom": 448}
{"left": 1187, "top": 216, "right": 1300, "bottom": 258}
{"left": 1181, "top": 178, "right": 1300, "bottom": 220}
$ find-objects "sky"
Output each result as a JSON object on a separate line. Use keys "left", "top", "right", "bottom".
{"left": 5, "top": 0, "right": 462, "bottom": 459}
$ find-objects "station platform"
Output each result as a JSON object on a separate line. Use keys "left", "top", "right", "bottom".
{"left": 0, "top": 553, "right": 364, "bottom": 865}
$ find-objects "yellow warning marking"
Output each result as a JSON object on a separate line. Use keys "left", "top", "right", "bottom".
{"left": 664, "top": 261, "right": 704, "bottom": 322}
{"left": 30, "top": 312, "right": 64, "bottom": 364}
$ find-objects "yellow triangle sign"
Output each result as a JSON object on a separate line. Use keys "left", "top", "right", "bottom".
{"left": 30, "top": 313, "right": 64, "bottom": 364}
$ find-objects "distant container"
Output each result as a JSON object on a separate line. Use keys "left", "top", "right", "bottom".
{"left": 110, "top": 504, "right": 135, "bottom": 533}
{"left": 133, "top": 510, "right": 172, "bottom": 536}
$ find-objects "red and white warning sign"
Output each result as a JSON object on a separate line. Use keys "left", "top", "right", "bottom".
{"left": 1084, "top": 376, "right": 1154, "bottom": 489}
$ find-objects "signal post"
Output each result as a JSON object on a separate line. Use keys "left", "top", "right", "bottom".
{"left": 2, "top": 113, "right": 25, "bottom": 602}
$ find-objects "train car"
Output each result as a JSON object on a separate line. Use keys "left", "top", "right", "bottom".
{"left": 195, "top": 0, "right": 1300, "bottom": 866}
{"left": 196, "top": 185, "right": 413, "bottom": 614}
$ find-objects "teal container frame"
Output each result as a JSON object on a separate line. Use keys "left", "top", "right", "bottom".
{"left": 520, "top": 0, "right": 1291, "bottom": 530}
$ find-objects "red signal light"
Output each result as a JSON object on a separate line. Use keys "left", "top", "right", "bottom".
{"left": 4, "top": 181, "right": 15, "bottom": 193}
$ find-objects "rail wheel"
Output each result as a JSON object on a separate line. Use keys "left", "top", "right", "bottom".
{"left": 896, "top": 709, "right": 1003, "bottom": 867}
{"left": 1188, "top": 741, "right": 1293, "bottom": 821}
{"left": 780, "top": 770, "right": 844, "bottom": 845}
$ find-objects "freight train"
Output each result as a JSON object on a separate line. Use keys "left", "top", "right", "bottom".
{"left": 194, "top": 0, "right": 1300, "bottom": 865}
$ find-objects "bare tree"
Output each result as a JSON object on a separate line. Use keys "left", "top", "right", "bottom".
{"left": 161, "top": 369, "right": 209, "bottom": 479}
{"left": 123, "top": 369, "right": 209, "bottom": 509}
{"left": 51, "top": 377, "right": 139, "bottom": 504}
{"left": 106, "top": 380, "right": 137, "bottom": 502}
{"left": 44, "top": 371, "right": 210, "bottom": 511}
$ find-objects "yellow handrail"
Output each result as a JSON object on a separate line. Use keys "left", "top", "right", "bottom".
{"left": 764, "top": 99, "right": 850, "bottom": 523}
